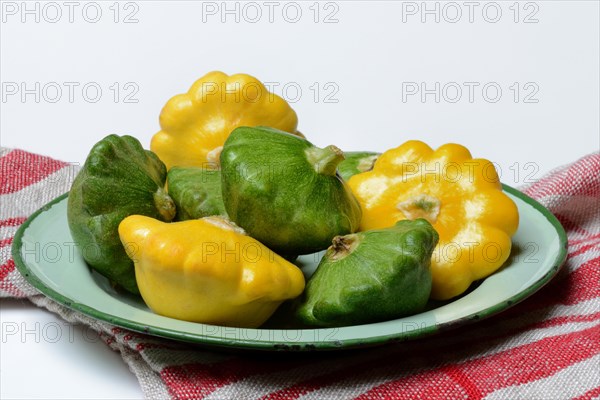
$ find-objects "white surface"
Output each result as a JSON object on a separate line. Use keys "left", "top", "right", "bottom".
{"left": 0, "top": 298, "right": 144, "bottom": 399}
{"left": 0, "top": 1, "right": 598, "bottom": 399}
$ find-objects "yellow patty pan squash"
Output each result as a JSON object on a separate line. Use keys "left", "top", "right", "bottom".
{"left": 118, "top": 215, "right": 305, "bottom": 328}
{"left": 151, "top": 71, "right": 300, "bottom": 170}
{"left": 348, "top": 140, "right": 519, "bottom": 300}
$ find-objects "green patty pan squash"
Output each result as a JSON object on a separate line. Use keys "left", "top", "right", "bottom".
{"left": 221, "top": 126, "right": 362, "bottom": 255}
{"left": 67, "top": 134, "right": 176, "bottom": 294}
{"left": 167, "top": 167, "right": 226, "bottom": 220}
{"left": 337, "top": 151, "right": 380, "bottom": 181}
{"left": 296, "top": 219, "right": 438, "bottom": 327}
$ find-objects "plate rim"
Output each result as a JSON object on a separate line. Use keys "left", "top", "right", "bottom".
{"left": 11, "top": 185, "right": 568, "bottom": 351}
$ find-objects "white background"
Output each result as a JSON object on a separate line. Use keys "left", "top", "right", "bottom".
{"left": 1, "top": 1, "right": 598, "bottom": 398}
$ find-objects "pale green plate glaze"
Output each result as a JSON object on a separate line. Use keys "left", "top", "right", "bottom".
{"left": 12, "top": 186, "right": 567, "bottom": 351}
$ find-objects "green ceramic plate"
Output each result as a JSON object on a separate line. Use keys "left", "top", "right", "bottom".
{"left": 12, "top": 185, "right": 567, "bottom": 351}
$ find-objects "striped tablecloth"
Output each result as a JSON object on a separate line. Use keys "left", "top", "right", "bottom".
{"left": 1, "top": 147, "right": 598, "bottom": 399}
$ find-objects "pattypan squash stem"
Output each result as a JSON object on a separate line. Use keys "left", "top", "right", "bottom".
{"left": 397, "top": 194, "right": 441, "bottom": 224}
{"left": 153, "top": 188, "right": 177, "bottom": 222}
{"left": 306, "top": 145, "right": 345, "bottom": 176}
{"left": 330, "top": 234, "right": 359, "bottom": 261}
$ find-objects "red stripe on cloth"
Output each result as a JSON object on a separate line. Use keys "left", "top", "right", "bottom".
{"left": 360, "top": 324, "right": 599, "bottom": 400}
{"left": 0, "top": 149, "right": 67, "bottom": 195}
{"left": 573, "top": 385, "right": 600, "bottom": 400}
{"left": 0, "top": 259, "right": 25, "bottom": 297}
{"left": 442, "top": 367, "right": 483, "bottom": 398}
{"left": 570, "top": 233, "right": 600, "bottom": 246}
{"left": 557, "top": 213, "right": 597, "bottom": 238}
{"left": 549, "top": 256, "right": 600, "bottom": 305}
{"left": 296, "top": 366, "right": 481, "bottom": 400}
{"left": 0, "top": 237, "right": 13, "bottom": 247}
{"left": 0, "top": 259, "right": 16, "bottom": 281}
{"left": 0, "top": 260, "right": 25, "bottom": 297}
{"left": 261, "top": 371, "right": 348, "bottom": 400}
{"left": 569, "top": 242, "right": 600, "bottom": 258}
{"left": 111, "top": 327, "right": 124, "bottom": 335}
{"left": 135, "top": 342, "right": 179, "bottom": 352}
{"left": 161, "top": 357, "right": 314, "bottom": 399}
{"left": 0, "top": 217, "right": 27, "bottom": 228}
{"left": 353, "top": 369, "right": 471, "bottom": 400}
{"left": 371, "top": 372, "right": 470, "bottom": 400}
